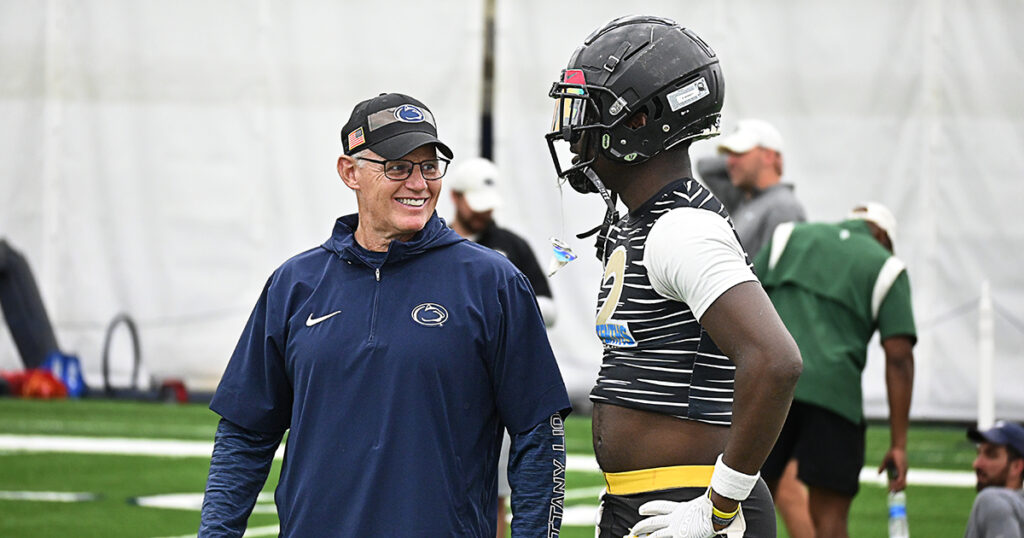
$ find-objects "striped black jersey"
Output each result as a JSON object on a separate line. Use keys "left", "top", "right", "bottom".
{"left": 589, "top": 178, "right": 753, "bottom": 426}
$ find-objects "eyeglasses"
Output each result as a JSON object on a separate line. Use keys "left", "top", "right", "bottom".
{"left": 356, "top": 157, "right": 450, "bottom": 181}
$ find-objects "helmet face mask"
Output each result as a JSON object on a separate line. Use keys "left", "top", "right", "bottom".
{"left": 545, "top": 15, "right": 725, "bottom": 194}
{"left": 545, "top": 69, "right": 621, "bottom": 193}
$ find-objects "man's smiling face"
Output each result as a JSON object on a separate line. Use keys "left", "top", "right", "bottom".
{"left": 348, "top": 145, "right": 441, "bottom": 249}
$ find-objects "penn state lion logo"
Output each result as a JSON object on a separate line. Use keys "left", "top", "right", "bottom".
{"left": 411, "top": 303, "right": 448, "bottom": 327}
{"left": 395, "top": 104, "right": 425, "bottom": 123}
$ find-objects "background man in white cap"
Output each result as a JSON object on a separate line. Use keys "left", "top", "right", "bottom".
{"left": 448, "top": 157, "right": 556, "bottom": 328}
{"left": 964, "top": 420, "right": 1024, "bottom": 537}
{"left": 717, "top": 118, "right": 806, "bottom": 258}
{"left": 753, "top": 202, "right": 916, "bottom": 538}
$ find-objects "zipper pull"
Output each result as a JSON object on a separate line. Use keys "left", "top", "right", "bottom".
{"left": 375, "top": 267, "right": 380, "bottom": 282}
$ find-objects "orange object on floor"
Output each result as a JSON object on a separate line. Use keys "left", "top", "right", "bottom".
{"left": 21, "top": 369, "right": 68, "bottom": 399}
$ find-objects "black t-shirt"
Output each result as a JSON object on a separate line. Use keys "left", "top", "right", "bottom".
{"left": 475, "top": 221, "right": 552, "bottom": 298}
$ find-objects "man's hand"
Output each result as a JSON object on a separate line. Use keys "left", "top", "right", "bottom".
{"left": 878, "top": 445, "right": 908, "bottom": 492}
{"left": 628, "top": 493, "right": 720, "bottom": 538}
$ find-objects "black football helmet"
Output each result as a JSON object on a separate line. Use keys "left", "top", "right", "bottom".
{"left": 546, "top": 15, "right": 724, "bottom": 194}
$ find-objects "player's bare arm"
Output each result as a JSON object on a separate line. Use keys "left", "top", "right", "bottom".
{"left": 699, "top": 280, "right": 803, "bottom": 511}
{"left": 592, "top": 281, "right": 800, "bottom": 506}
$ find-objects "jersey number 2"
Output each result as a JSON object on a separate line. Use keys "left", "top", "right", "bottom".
{"left": 596, "top": 246, "right": 627, "bottom": 324}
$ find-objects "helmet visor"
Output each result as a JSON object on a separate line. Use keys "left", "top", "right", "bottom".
{"left": 549, "top": 69, "right": 589, "bottom": 135}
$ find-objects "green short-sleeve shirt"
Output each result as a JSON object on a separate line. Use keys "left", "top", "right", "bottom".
{"left": 754, "top": 220, "right": 916, "bottom": 424}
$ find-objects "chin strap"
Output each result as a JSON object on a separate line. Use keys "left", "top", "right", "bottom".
{"left": 575, "top": 167, "right": 619, "bottom": 260}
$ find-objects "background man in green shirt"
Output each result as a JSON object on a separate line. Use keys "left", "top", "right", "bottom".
{"left": 754, "top": 202, "right": 916, "bottom": 538}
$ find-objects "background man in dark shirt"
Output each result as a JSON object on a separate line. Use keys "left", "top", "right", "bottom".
{"left": 449, "top": 157, "right": 556, "bottom": 327}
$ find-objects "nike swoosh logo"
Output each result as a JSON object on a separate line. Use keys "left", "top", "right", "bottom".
{"left": 306, "top": 311, "right": 341, "bottom": 327}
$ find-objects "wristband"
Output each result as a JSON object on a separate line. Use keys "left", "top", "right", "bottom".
{"left": 706, "top": 488, "right": 740, "bottom": 527}
{"left": 709, "top": 453, "right": 759, "bottom": 501}
{"left": 711, "top": 510, "right": 738, "bottom": 528}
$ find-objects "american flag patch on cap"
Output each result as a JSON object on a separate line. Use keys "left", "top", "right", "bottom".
{"left": 347, "top": 127, "right": 365, "bottom": 150}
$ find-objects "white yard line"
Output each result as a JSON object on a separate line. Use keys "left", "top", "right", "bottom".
{"left": 0, "top": 434, "right": 219, "bottom": 458}
{"left": 567, "top": 454, "right": 601, "bottom": 472}
{"left": 0, "top": 434, "right": 285, "bottom": 459}
{"left": 0, "top": 491, "right": 100, "bottom": 502}
{"left": 0, "top": 434, "right": 975, "bottom": 487}
{"left": 859, "top": 466, "right": 976, "bottom": 488}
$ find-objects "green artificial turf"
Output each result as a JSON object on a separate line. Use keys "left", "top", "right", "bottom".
{"left": 0, "top": 399, "right": 978, "bottom": 537}
{"left": 0, "top": 399, "right": 219, "bottom": 440}
{"left": 0, "top": 453, "right": 263, "bottom": 537}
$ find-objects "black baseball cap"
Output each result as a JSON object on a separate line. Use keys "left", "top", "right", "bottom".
{"left": 968, "top": 420, "right": 1024, "bottom": 455}
{"left": 341, "top": 93, "right": 453, "bottom": 160}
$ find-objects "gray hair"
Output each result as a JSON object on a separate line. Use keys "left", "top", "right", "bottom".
{"left": 350, "top": 148, "right": 372, "bottom": 168}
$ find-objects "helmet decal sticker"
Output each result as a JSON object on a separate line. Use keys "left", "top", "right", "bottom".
{"left": 667, "top": 77, "right": 711, "bottom": 112}
{"left": 563, "top": 69, "right": 586, "bottom": 86}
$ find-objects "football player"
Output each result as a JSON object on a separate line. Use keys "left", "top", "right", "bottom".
{"left": 546, "top": 16, "right": 802, "bottom": 538}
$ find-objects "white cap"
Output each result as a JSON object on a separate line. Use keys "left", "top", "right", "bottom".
{"left": 717, "top": 119, "right": 784, "bottom": 154}
{"left": 447, "top": 157, "right": 502, "bottom": 212}
{"left": 848, "top": 202, "right": 898, "bottom": 243}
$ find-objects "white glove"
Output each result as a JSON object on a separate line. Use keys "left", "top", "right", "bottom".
{"left": 627, "top": 493, "right": 716, "bottom": 538}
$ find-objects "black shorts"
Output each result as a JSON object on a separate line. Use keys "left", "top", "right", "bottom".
{"left": 761, "top": 400, "right": 865, "bottom": 497}
{"left": 597, "top": 480, "right": 776, "bottom": 537}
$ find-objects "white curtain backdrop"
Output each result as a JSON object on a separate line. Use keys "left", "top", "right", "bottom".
{"left": 2, "top": 0, "right": 1022, "bottom": 421}
{"left": 493, "top": 0, "right": 1024, "bottom": 421}
{"left": 1, "top": 0, "right": 483, "bottom": 389}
